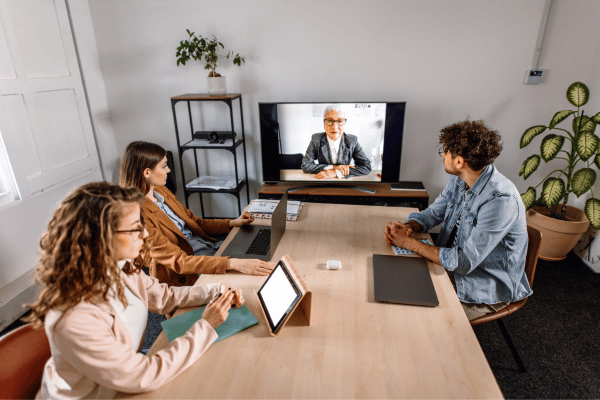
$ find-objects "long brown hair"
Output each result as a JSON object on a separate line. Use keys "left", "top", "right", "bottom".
{"left": 119, "top": 141, "right": 167, "bottom": 195}
{"left": 26, "top": 182, "right": 149, "bottom": 328}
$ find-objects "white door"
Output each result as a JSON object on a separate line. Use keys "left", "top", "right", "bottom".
{"left": 0, "top": 0, "right": 100, "bottom": 199}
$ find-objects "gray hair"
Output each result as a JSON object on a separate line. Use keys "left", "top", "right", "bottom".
{"left": 323, "top": 104, "right": 345, "bottom": 119}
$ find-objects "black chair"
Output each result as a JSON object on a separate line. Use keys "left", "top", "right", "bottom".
{"left": 165, "top": 150, "right": 177, "bottom": 194}
{"left": 279, "top": 153, "right": 303, "bottom": 169}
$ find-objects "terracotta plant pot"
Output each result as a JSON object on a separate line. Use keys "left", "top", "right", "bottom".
{"left": 526, "top": 205, "right": 590, "bottom": 261}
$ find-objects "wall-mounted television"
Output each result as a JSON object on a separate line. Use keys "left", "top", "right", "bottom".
{"left": 259, "top": 102, "right": 405, "bottom": 183}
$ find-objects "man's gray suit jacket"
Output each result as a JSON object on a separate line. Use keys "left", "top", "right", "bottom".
{"left": 301, "top": 133, "right": 372, "bottom": 177}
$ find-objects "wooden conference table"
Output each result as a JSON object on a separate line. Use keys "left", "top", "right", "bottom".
{"left": 119, "top": 203, "right": 502, "bottom": 399}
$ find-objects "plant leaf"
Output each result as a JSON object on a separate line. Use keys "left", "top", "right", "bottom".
{"left": 520, "top": 126, "right": 546, "bottom": 148}
{"left": 573, "top": 115, "right": 591, "bottom": 136}
{"left": 595, "top": 154, "right": 600, "bottom": 170}
{"left": 520, "top": 155, "right": 540, "bottom": 179}
{"left": 571, "top": 168, "right": 596, "bottom": 197}
{"left": 567, "top": 82, "right": 589, "bottom": 107}
{"left": 592, "top": 112, "right": 600, "bottom": 125}
{"left": 581, "top": 118, "right": 596, "bottom": 135}
{"left": 549, "top": 110, "right": 576, "bottom": 129}
{"left": 585, "top": 198, "right": 600, "bottom": 229}
{"left": 541, "top": 177, "right": 565, "bottom": 207}
{"left": 521, "top": 187, "right": 536, "bottom": 210}
{"left": 540, "top": 134, "right": 564, "bottom": 162}
{"left": 576, "top": 132, "right": 599, "bottom": 161}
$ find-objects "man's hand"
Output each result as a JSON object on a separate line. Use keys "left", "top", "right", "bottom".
{"left": 229, "top": 212, "right": 254, "bottom": 227}
{"left": 315, "top": 169, "right": 337, "bottom": 179}
{"left": 333, "top": 165, "right": 355, "bottom": 176}
{"left": 383, "top": 222, "right": 414, "bottom": 247}
{"left": 227, "top": 258, "right": 274, "bottom": 276}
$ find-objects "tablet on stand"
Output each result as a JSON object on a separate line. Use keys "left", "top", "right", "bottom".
{"left": 255, "top": 255, "right": 312, "bottom": 336}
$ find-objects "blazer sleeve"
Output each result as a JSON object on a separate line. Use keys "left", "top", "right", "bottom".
{"left": 159, "top": 187, "right": 231, "bottom": 237}
{"left": 52, "top": 308, "right": 218, "bottom": 393}
{"left": 348, "top": 139, "right": 372, "bottom": 177}
{"left": 140, "top": 271, "right": 221, "bottom": 314}
{"left": 301, "top": 135, "right": 327, "bottom": 174}
{"left": 145, "top": 215, "right": 229, "bottom": 275}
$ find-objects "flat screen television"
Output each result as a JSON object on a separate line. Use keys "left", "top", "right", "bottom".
{"left": 259, "top": 102, "right": 405, "bottom": 183}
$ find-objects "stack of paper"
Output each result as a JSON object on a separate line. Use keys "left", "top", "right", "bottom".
{"left": 186, "top": 176, "right": 242, "bottom": 190}
{"left": 246, "top": 199, "right": 303, "bottom": 221}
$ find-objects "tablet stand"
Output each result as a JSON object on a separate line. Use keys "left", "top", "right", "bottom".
{"left": 256, "top": 254, "right": 312, "bottom": 336}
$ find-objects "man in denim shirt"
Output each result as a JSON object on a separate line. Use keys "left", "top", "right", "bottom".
{"left": 383, "top": 120, "right": 532, "bottom": 320}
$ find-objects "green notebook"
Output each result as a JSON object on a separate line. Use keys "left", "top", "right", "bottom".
{"left": 160, "top": 305, "right": 258, "bottom": 343}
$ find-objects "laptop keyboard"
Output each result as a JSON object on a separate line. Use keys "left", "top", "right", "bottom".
{"left": 246, "top": 228, "right": 271, "bottom": 255}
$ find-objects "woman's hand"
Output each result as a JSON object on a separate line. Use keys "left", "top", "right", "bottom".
{"left": 227, "top": 258, "right": 274, "bottom": 276}
{"left": 333, "top": 164, "right": 355, "bottom": 176}
{"left": 218, "top": 283, "right": 245, "bottom": 308}
{"left": 229, "top": 212, "right": 254, "bottom": 227}
{"left": 201, "top": 289, "right": 235, "bottom": 329}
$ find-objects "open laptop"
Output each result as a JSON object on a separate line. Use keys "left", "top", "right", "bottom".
{"left": 373, "top": 254, "right": 439, "bottom": 307}
{"left": 221, "top": 192, "right": 288, "bottom": 261}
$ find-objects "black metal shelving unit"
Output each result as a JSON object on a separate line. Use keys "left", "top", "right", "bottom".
{"left": 171, "top": 93, "right": 250, "bottom": 218}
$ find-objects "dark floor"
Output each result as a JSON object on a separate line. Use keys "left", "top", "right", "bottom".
{"left": 3, "top": 253, "right": 599, "bottom": 399}
{"left": 471, "top": 251, "right": 600, "bottom": 399}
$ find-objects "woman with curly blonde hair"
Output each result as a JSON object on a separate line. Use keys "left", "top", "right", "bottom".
{"left": 27, "top": 181, "right": 243, "bottom": 399}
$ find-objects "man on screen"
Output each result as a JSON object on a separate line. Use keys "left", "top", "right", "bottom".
{"left": 301, "top": 105, "right": 371, "bottom": 179}
{"left": 383, "top": 120, "right": 532, "bottom": 321}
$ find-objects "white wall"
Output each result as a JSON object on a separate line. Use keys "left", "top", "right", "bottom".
{"left": 87, "top": 0, "right": 600, "bottom": 217}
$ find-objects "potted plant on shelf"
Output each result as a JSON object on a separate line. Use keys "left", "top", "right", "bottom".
{"left": 176, "top": 29, "right": 245, "bottom": 96}
{"left": 520, "top": 81, "right": 600, "bottom": 260}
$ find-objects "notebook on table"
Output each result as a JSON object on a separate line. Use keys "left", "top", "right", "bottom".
{"left": 160, "top": 305, "right": 258, "bottom": 343}
{"left": 373, "top": 254, "right": 439, "bottom": 307}
{"left": 221, "top": 192, "right": 288, "bottom": 261}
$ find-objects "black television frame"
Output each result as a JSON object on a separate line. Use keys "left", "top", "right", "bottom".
{"left": 259, "top": 101, "right": 406, "bottom": 183}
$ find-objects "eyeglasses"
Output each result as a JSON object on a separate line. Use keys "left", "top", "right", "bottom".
{"left": 116, "top": 227, "right": 144, "bottom": 239}
{"left": 438, "top": 147, "right": 448, "bottom": 157}
{"left": 324, "top": 119, "right": 347, "bottom": 126}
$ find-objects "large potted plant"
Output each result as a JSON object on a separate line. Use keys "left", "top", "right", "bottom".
{"left": 520, "top": 81, "right": 600, "bottom": 260}
{"left": 176, "top": 29, "right": 245, "bottom": 96}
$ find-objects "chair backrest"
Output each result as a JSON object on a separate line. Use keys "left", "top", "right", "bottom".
{"left": 0, "top": 323, "right": 51, "bottom": 399}
{"left": 164, "top": 150, "right": 177, "bottom": 194}
{"left": 279, "top": 153, "right": 304, "bottom": 170}
{"left": 525, "top": 225, "right": 542, "bottom": 288}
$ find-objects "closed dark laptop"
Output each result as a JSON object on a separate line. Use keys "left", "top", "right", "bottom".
{"left": 220, "top": 193, "right": 288, "bottom": 261}
{"left": 373, "top": 254, "right": 439, "bottom": 307}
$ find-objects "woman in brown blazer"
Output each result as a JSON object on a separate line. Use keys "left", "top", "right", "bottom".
{"left": 120, "top": 141, "right": 273, "bottom": 286}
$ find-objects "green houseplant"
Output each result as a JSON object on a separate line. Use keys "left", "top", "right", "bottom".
{"left": 520, "top": 82, "right": 600, "bottom": 259}
{"left": 520, "top": 81, "right": 600, "bottom": 227}
{"left": 176, "top": 29, "right": 245, "bottom": 95}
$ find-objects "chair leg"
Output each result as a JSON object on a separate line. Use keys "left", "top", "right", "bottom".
{"left": 496, "top": 319, "right": 526, "bottom": 372}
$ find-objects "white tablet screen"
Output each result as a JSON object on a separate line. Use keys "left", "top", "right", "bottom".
{"left": 258, "top": 261, "right": 301, "bottom": 332}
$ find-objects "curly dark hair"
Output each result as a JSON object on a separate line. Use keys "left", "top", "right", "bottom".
{"left": 25, "top": 181, "right": 150, "bottom": 328}
{"left": 439, "top": 120, "right": 503, "bottom": 171}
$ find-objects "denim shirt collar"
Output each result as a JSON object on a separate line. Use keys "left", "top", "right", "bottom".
{"left": 460, "top": 164, "right": 494, "bottom": 195}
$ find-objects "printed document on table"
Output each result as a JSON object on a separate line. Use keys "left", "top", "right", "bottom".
{"left": 247, "top": 199, "right": 301, "bottom": 215}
